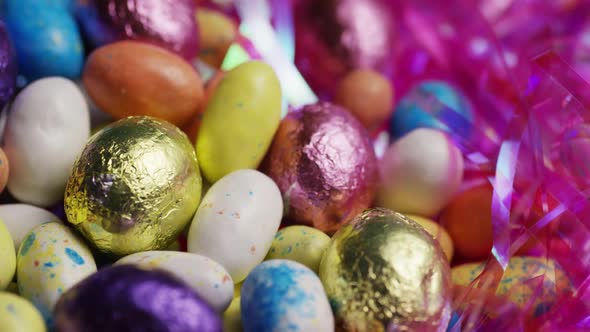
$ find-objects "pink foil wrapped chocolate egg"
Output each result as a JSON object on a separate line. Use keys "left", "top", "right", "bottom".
{"left": 76, "top": 0, "right": 199, "bottom": 61}
{"left": 263, "top": 102, "right": 378, "bottom": 234}
{"left": 294, "top": 0, "right": 395, "bottom": 99}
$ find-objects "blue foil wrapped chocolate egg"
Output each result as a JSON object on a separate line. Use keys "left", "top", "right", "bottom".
{"left": 0, "top": 20, "right": 17, "bottom": 108}
{"left": 389, "top": 81, "right": 473, "bottom": 139}
{"left": 54, "top": 265, "right": 223, "bottom": 332}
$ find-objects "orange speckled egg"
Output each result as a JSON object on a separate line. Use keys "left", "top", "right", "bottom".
{"left": 0, "top": 148, "right": 9, "bottom": 193}
{"left": 440, "top": 183, "right": 493, "bottom": 260}
{"left": 406, "top": 214, "right": 454, "bottom": 261}
{"left": 334, "top": 69, "right": 393, "bottom": 131}
{"left": 83, "top": 41, "right": 204, "bottom": 127}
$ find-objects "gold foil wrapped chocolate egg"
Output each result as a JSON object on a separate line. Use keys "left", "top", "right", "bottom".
{"left": 64, "top": 116, "right": 202, "bottom": 256}
{"left": 319, "top": 208, "right": 452, "bottom": 332}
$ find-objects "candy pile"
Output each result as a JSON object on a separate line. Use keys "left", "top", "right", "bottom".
{"left": 0, "top": 0, "right": 589, "bottom": 331}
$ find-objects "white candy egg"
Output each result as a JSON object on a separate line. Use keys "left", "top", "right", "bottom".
{"left": 4, "top": 77, "right": 90, "bottom": 206}
{"left": 0, "top": 204, "right": 62, "bottom": 252}
{"left": 241, "top": 260, "right": 334, "bottom": 332}
{"left": 376, "top": 128, "right": 464, "bottom": 216}
{"left": 17, "top": 222, "right": 96, "bottom": 326}
{"left": 187, "top": 169, "right": 283, "bottom": 283}
{"left": 116, "top": 250, "right": 234, "bottom": 312}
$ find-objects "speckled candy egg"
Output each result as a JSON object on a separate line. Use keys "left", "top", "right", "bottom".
{"left": 294, "top": 0, "right": 395, "bottom": 98}
{"left": 0, "top": 218, "right": 16, "bottom": 290}
{"left": 0, "top": 292, "right": 46, "bottom": 332}
{"left": 452, "top": 257, "right": 572, "bottom": 318}
{"left": 0, "top": 204, "right": 62, "bottom": 253}
{"left": 17, "top": 222, "right": 97, "bottom": 326}
{"left": 76, "top": 0, "right": 199, "bottom": 61}
{"left": 241, "top": 260, "right": 334, "bottom": 332}
{"left": 3, "top": 1, "right": 84, "bottom": 80}
{"left": 187, "top": 170, "right": 282, "bottom": 283}
{"left": 0, "top": 20, "right": 17, "bottom": 108}
{"left": 4, "top": 77, "right": 90, "bottom": 206}
{"left": 263, "top": 101, "right": 377, "bottom": 234}
{"left": 223, "top": 296, "right": 242, "bottom": 332}
{"left": 319, "top": 208, "right": 451, "bottom": 332}
{"left": 389, "top": 81, "right": 473, "bottom": 139}
{"left": 265, "top": 226, "right": 331, "bottom": 273}
{"left": 116, "top": 251, "right": 233, "bottom": 312}
{"left": 377, "top": 128, "right": 464, "bottom": 217}
{"left": 64, "top": 116, "right": 202, "bottom": 256}
{"left": 54, "top": 265, "right": 222, "bottom": 332}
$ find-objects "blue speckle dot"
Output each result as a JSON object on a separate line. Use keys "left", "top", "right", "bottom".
{"left": 19, "top": 232, "right": 35, "bottom": 256}
{"left": 214, "top": 284, "right": 219, "bottom": 289}
{"left": 5, "top": 304, "right": 15, "bottom": 314}
{"left": 248, "top": 191, "right": 253, "bottom": 196}
{"left": 64, "top": 248, "right": 84, "bottom": 265}
{"left": 50, "top": 273, "right": 55, "bottom": 279}
{"left": 43, "top": 262, "right": 54, "bottom": 268}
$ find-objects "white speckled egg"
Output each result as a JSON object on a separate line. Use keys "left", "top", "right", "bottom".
{"left": 241, "top": 259, "right": 334, "bottom": 332}
{"left": 0, "top": 291, "right": 46, "bottom": 332}
{"left": 187, "top": 169, "right": 283, "bottom": 283}
{"left": 0, "top": 218, "right": 16, "bottom": 290}
{"left": 4, "top": 77, "right": 90, "bottom": 206}
{"left": 0, "top": 204, "right": 62, "bottom": 253}
{"left": 116, "top": 250, "right": 234, "bottom": 312}
{"left": 17, "top": 222, "right": 96, "bottom": 326}
{"left": 377, "top": 128, "right": 464, "bottom": 216}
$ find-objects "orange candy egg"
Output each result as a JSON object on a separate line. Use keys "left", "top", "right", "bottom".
{"left": 196, "top": 8, "right": 237, "bottom": 68}
{"left": 334, "top": 69, "right": 393, "bottom": 131}
{"left": 440, "top": 183, "right": 493, "bottom": 260}
{"left": 0, "top": 148, "right": 9, "bottom": 193}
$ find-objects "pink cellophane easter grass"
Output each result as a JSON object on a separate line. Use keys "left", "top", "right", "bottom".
{"left": 211, "top": 0, "right": 590, "bottom": 329}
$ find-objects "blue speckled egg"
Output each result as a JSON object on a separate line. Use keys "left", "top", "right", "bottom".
{"left": 2, "top": 1, "right": 84, "bottom": 80}
{"left": 241, "top": 260, "right": 334, "bottom": 332}
{"left": 0, "top": 20, "right": 17, "bottom": 108}
{"left": 389, "top": 81, "right": 472, "bottom": 139}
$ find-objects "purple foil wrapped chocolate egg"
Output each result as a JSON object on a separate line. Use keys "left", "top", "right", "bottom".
{"left": 76, "top": 0, "right": 199, "bottom": 61}
{"left": 54, "top": 265, "right": 222, "bottom": 332}
{"left": 0, "top": 20, "right": 17, "bottom": 108}
{"left": 263, "top": 102, "right": 378, "bottom": 234}
{"left": 294, "top": 0, "right": 395, "bottom": 99}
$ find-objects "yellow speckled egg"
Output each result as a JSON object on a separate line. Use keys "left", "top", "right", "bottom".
{"left": 17, "top": 222, "right": 97, "bottom": 325}
{"left": 0, "top": 292, "right": 46, "bottom": 332}
{"left": 265, "top": 226, "right": 331, "bottom": 273}
{"left": 406, "top": 215, "right": 454, "bottom": 261}
{"left": 452, "top": 256, "right": 572, "bottom": 317}
{"left": 196, "top": 61, "right": 282, "bottom": 183}
{"left": 0, "top": 218, "right": 16, "bottom": 290}
{"left": 223, "top": 296, "right": 242, "bottom": 332}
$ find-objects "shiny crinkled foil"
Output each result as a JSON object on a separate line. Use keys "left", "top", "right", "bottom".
{"left": 64, "top": 116, "right": 202, "bottom": 256}
{"left": 319, "top": 208, "right": 452, "bottom": 332}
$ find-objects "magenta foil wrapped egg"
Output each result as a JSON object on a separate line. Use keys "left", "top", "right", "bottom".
{"left": 262, "top": 102, "right": 378, "bottom": 234}
{"left": 294, "top": 0, "right": 395, "bottom": 99}
{"left": 76, "top": 0, "right": 199, "bottom": 61}
{"left": 0, "top": 20, "right": 17, "bottom": 108}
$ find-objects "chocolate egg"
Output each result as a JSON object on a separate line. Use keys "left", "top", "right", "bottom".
{"left": 263, "top": 102, "right": 377, "bottom": 234}
{"left": 319, "top": 208, "right": 452, "bottom": 331}
{"left": 64, "top": 116, "right": 202, "bottom": 256}
{"left": 0, "top": 20, "right": 17, "bottom": 108}
{"left": 294, "top": 0, "right": 395, "bottom": 98}
{"left": 54, "top": 265, "right": 222, "bottom": 332}
{"left": 76, "top": 0, "right": 199, "bottom": 61}
{"left": 83, "top": 41, "right": 204, "bottom": 127}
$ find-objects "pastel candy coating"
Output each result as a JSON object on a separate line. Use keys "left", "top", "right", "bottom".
{"left": 0, "top": 292, "right": 46, "bottom": 332}
{"left": 389, "top": 81, "right": 472, "bottom": 139}
{"left": 0, "top": 204, "right": 62, "bottom": 253}
{"left": 241, "top": 260, "right": 334, "bottom": 332}
{"left": 223, "top": 296, "right": 242, "bottom": 332}
{"left": 0, "top": 218, "right": 16, "bottom": 290}
{"left": 3, "top": 1, "right": 84, "bottom": 80}
{"left": 17, "top": 222, "right": 97, "bottom": 326}
{"left": 265, "top": 226, "right": 331, "bottom": 273}
{"left": 4, "top": 77, "right": 90, "bottom": 206}
{"left": 116, "top": 251, "right": 234, "bottom": 312}
{"left": 196, "top": 61, "right": 282, "bottom": 183}
{"left": 377, "top": 128, "right": 464, "bottom": 216}
{"left": 187, "top": 170, "right": 283, "bottom": 283}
